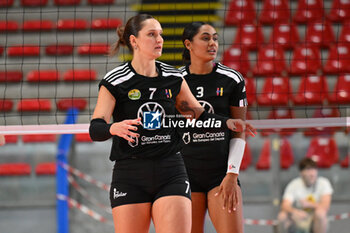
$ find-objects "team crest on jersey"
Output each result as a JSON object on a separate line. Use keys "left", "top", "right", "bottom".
{"left": 182, "top": 132, "right": 191, "bottom": 144}
{"left": 137, "top": 102, "right": 166, "bottom": 130}
{"left": 216, "top": 87, "right": 223, "bottom": 96}
{"left": 128, "top": 89, "right": 141, "bottom": 100}
{"left": 198, "top": 100, "right": 214, "bottom": 113}
{"left": 165, "top": 89, "right": 172, "bottom": 98}
{"left": 143, "top": 111, "right": 162, "bottom": 129}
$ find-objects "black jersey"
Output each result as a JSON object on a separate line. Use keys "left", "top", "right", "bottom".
{"left": 179, "top": 63, "right": 247, "bottom": 170}
{"left": 99, "top": 61, "right": 183, "bottom": 161}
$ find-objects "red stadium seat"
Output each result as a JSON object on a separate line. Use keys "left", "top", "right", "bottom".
{"left": 288, "top": 45, "right": 321, "bottom": 75}
{"left": 56, "top": 98, "right": 87, "bottom": 111}
{"left": 222, "top": 45, "right": 251, "bottom": 76}
{"left": 240, "top": 141, "right": 252, "bottom": 171}
{"left": 88, "top": 0, "right": 114, "bottom": 5}
{"left": 293, "top": 0, "right": 325, "bottom": 23}
{"left": 0, "top": 99, "right": 13, "bottom": 111}
{"left": 22, "top": 20, "right": 53, "bottom": 31}
{"left": 54, "top": 0, "right": 81, "bottom": 6}
{"left": 21, "top": 0, "right": 48, "bottom": 6}
{"left": 75, "top": 133, "right": 93, "bottom": 142}
{"left": 45, "top": 44, "right": 73, "bottom": 56}
{"left": 340, "top": 156, "right": 349, "bottom": 168}
{"left": 224, "top": 0, "right": 256, "bottom": 25}
{"left": 4, "top": 135, "right": 18, "bottom": 143}
{"left": 304, "top": 20, "right": 335, "bottom": 48}
{"left": 260, "top": 109, "right": 296, "bottom": 137}
{"left": 338, "top": 21, "right": 350, "bottom": 44}
{"left": 63, "top": 69, "right": 97, "bottom": 81}
{"left": 253, "top": 45, "right": 287, "bottom": 76}
{"left": 293, "top": 75, "right": 329, "bottom": 105}
{"left": 22, "top": 134, "right": 56, "bottom": 143}
{"left": 7, "top": 45, "right": 40, "bottom": 57}
{"left": 91, "top": 18, "right": 122, "bottom": 30}
{"left": 269, "top": 23, "right": 300, "bottom": 49}
{"left": 244, "top": 77, "right": 256, "bottom": 105}
{"left": 323, "top": 44, "right": 350, "bottom": 74}
{"left": 0, "top": 71, "right": 23, "bottom": 82}
{"left": 0, "top": 163, "right": 31, "bottom": 176}
{"left": 329, "top": 74, "right": 350, "bottom": 104}
{"left": 256, "top": 138, "right": 294, "bottom": 170}
{"left": 57, "top": 19, "right": 88, "bottom": 30}
{"left": 0, "top": 46, "right": 3, "bottom": 56}
{"left": 306, "top": 137, "right": 339, "bottom": 168}
{"left": 0, "top": 20, "right": 18, "bottom": 32}
{"left": 257, "top": 76, "right": 291, "bottom": 106}
{"left": 328, "top": 0, "right": 350, "bottom": 22}
{"left": 0, "top": 0, "right": 14, "bottom": 7}
{"left": 26, "top": 70, "right": 59, "bottom": 82}
{"left": 17, "top": 99, "right": 52, "bottom": 112}
{"left": 78, "top": 43, "right": 109, "bottom": 55}
{"left": 256, "top": 139, "right": 271, "bottom": 170}
{"left": 35, "top": 162, "right": 56, "bottom": 175}
{"left": 303, "top": 107, "right": 341, "bottom": 137}
{"left": 280, "top": 138, "right": 294, "bottom": 169}
{"left": 233, "top": 23, "right": 264, "bottom": 50}
{"left": 259, "top": 0, "right": 290, "bottom": 24}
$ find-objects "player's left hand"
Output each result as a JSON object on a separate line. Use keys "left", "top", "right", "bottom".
{"left": 226, "top": 119, "right": 257, "bottom": 137}
{"left": 215, "top": 173, "right": 240, "bottom": 213}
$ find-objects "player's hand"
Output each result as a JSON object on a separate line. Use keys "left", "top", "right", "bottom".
{"left": 292, "top": 209, "right": 309, "bottom": 220}
{"left": 215, "top": 173, "right": 240, "bottom": 213}
{"left": 109, "top": 118, "right": 141, "bottom": 142}
{"left": 0, "top": 135, "right": 5, "bottom": 146}
{"left": 226, "top": 119, "right": 257, "bottom": 137}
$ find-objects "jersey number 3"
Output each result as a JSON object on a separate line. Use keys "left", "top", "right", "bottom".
{"left": 196, "top": 86, "right": 204, "bottom": 98}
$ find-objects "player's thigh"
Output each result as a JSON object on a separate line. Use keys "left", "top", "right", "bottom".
{"left": 191, "top": 192, "right": 208, "bottom": 233}
{"left": 112, "top": 203, "right": 152, "bottom": 233}
{"left": 152, "top": 196, "right": 192, "bottom": 233}
{"left": 207, "top": 186, "right": 244, "bottom": 233}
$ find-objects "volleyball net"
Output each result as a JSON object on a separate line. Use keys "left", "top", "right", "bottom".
{"left": 0, "top": 0, "right": 349, "bottom": 136}
{"left": 1, "top": 2, "right": 350, "bottom": 233}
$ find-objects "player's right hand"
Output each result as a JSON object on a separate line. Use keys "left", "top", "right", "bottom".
{"left": 110, "top": 118, "right": 141, "bottom": 142}
{"left": 226, "top": 119, "right": 257, "bottom": 137}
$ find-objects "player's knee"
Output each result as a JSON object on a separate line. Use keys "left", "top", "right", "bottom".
{"left": 314, "top": 208, "right": 327, "bottom": 221}
{"left": 277, "top": 211, "right": 288, "bottom": 222}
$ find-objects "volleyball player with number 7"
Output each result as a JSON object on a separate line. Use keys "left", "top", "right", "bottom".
{"left": 89, "top": 14, "right": 256, "bottom": 233}
{"left": 179, "top": 22, "right": 251, "bottom": 233}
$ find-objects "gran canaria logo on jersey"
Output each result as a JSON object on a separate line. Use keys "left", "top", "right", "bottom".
{"left": 128, "top": 89, "right": 141, "bottom": 100}
{"left": 181, "top": 100, "right": 225, "bottom": 144}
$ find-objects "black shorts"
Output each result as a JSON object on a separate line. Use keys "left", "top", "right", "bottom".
{"left": 185, "top": 166, "right": 241, "bottom": 193}
{"left": 109, "top": 152, "right": 191, "bottom": 208}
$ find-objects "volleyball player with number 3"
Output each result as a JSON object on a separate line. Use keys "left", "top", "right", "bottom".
{"left": 179, "top": 22, "right": 253, "bottom": 233}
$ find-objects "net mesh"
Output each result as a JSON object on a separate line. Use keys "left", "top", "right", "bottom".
{"left": 0, "top": 0, "right": 349, "bottom": 135}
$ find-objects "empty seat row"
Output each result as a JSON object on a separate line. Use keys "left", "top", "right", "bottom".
{"left": 240, "top": 137, "right": 349, "bottom": 171}
{"left": 245, "top": 74, "right": 350, "bottom": 106}
{"left": 0, "top": 18, "right": 122, "bottom": 31}
{"left": 0, "top": 0, "right": 114, "bottom": 7}
{"left": 226, "top": 0, "right": 350, "bottom": 25}
{"left": 222, "top": 44, "right": 350, "bottom": 76}
{"left": 0, "top": 69, "right": 97, "bottom": 82}
{"left": 231, "top": 21, "right": 350, "bottom": 51}
{"left": 0, "top": 162, "right": 56, "bottom": 176}
{"left": 1, "top": 44, "right": 110, "bottom": 56}
{"left": 0, "top": 98, "right": 88, "bottom": 112}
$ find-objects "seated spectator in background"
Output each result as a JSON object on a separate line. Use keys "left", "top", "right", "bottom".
{"left": 277, "top": 158, "right": 333, "bottom": 233}
{"left": 0, "top": 135, "right": 5, "bottom": 146}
